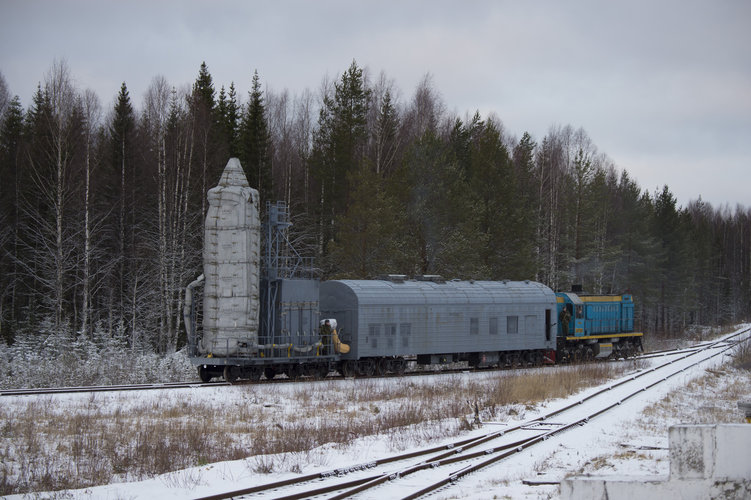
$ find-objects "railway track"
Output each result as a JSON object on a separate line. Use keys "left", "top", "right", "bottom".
{"left": 192, "top": 327, "right": 750, "bottom": 500}
{"left": 0, "top": 380, "right": 230, "bottom": 397}
{"left": 0, "top": 355, "right": 638, "bottom": 397}
{"left": 1, "top": 334, "right": 739, "bottom": 397}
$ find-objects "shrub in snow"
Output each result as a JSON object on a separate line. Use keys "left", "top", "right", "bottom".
{"left": 0, "top": 319, "right": 197, "bottom": 389}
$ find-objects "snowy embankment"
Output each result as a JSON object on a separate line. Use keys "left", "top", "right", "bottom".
{"left": 2, "top": 326, "right": 749, "bottom": 499}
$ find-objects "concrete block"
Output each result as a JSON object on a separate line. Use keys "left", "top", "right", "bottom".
{"left": 562, "top": 425, "right": 751, "bottom": 500}
{"left": 713, "top": 424, "right": 751, "bottom": 480}
{"left": 669, "top": 424, "right": 716, "bottom": 479}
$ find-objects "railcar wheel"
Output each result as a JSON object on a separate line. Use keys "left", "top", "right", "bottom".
{"left": 512, "top": 353, "right": 522, "bottom": 368}
{"left": 224, "top": 365, "right": 240, "bottom": 384}
{"left": 531, "top": 351, "right": 543, "bottom": 366}
{"left": 198, "top": 365, "right": 212, "bottom": 383}
{"left": 393, "top": 357, "right": 406, "bottom": 375}
{"left": 375, "top": 358, "right": 390, "bottom": 376}
{"left": 584, "top": 348, "right": 594, "bottom": 361}
{"left": 359, "top": 359, "right": 376, "bottom": 377}
{"left": 341, "top": 360, "right": 357, "bottom": 378}
{"left": 521, "top": 352, "right": 531, "bottom": 366}
{"left": 315, "top": 363, "right": 330, "bottom": 379}
{"left": 264, "top": 367, "right": 277, "bottom": 380}
{"left": 246, "top": 366, "right": 263, "bottom": 382}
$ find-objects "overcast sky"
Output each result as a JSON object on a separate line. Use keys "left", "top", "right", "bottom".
{"left": 1, "top": 0, "right": 749, "bottom": 209}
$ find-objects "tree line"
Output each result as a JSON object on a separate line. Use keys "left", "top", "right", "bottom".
{"left": 0, "top": 59, "right": 749, "bottom": 353}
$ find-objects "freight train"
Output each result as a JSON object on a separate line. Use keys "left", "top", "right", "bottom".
{"left": 184, "top": 159, "right": 643, "bottom": 383}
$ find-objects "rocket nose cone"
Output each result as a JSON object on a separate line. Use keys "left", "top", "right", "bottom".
{"left": 218, "top": 158, "right": 250, "bottom": 187}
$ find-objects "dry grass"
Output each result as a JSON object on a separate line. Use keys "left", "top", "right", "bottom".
{"left": 0, "top": 360, "right": 642, "bottom": 495}
{"left": 732, "top": 337, "right": 751, "bottom": 369}
{"left": 638, "top": 336, "right": 751, "bottom": 431}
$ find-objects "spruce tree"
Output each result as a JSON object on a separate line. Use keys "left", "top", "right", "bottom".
{"left": 238, "top": 70, "right": 271, "bottom": 194}
{"left": 0, "top": 96, "right": 24, "bottom": 339}
{"left": 216, "top": 83, "right": 240, "bottom": 157}
{"left": 190, "top": 61, "right": 221, "bottom": 215}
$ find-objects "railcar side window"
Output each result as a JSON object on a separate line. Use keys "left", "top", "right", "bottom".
{"left": 470, "top": 317, "right": 479, "bottom": 335}
{"left": 369, "top": 324, "right": 381, "bottom": 348}
{"left": 400, "top": 323, "right": 411, "bottom": 347}
{"left": 489, "top": 317, "right": 498, "bottom": 335}
{"left": 525, "top": 315, "right": 536, "bottom": 335}
{"left": 507, "top": 316, "right": 518, "bottom": 334}
{"left": 386, "top": 323, "right": 397, "bottom": 348}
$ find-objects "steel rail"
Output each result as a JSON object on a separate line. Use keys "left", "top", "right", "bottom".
{"left": 0, "top": 380, "right": 230, "bottom": 397}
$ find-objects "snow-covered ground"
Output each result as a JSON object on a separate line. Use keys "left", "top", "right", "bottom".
{"left": 3, "top": 326, "right": 750, "bottom": 500}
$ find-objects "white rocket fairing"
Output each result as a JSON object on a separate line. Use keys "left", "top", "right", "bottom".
{"left": 200, "top": 158, "right": 260, "bottom": 356}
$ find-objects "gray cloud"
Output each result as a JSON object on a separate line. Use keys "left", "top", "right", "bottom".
{"left": 1, "top": 0, "right": 748, "bottom": 207}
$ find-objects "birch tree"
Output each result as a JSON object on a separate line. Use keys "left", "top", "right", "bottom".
{"left": 17, "top": 60, "right": 80, "bottom": 329}
{"left": 78, "top": 89, "right": 101, "bottom": 337}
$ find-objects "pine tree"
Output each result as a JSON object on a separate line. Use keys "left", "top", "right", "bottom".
{"left": 397, "top": 130, "right": 468, "bottom": 276}
{"left": 310, "top": 60, "right": 370, "bottom": 256}
{"left": 372, "top": 89, "right": 399, "bottom": 175}
{"left": 512, "top": 132, "right": 540, "bottom": 275}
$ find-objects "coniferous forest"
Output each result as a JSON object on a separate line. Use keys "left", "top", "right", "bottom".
{"left": 1, "top": 59, "right": 750, "bottom": 359}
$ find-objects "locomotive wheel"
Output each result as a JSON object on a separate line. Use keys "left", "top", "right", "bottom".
{"left": 198, "top": 365, "right": 212, "bottom": 383}
{"left": 264, "top": 367, "right": 277, "bottom": 380}
{"left": 223, "top": 365, "right": 240, "bottom": 384}
{"left": 286, "top": 364, "right": 303, "bottom": 380}
{"left": 341, "top": 360, "right": 357, "bottom": 378}
{"left": 375, "top": 358, "right": 390, "bottom": 376}
{"left": 358, "top": 359, "right": 376, "bottom": 377}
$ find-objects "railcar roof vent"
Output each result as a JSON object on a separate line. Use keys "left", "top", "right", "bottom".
{"left": 378, "top": 274, "right": 407, "bottom": 283}
{"left": 416, "top": 274, "right": 445, "bottom": 283}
